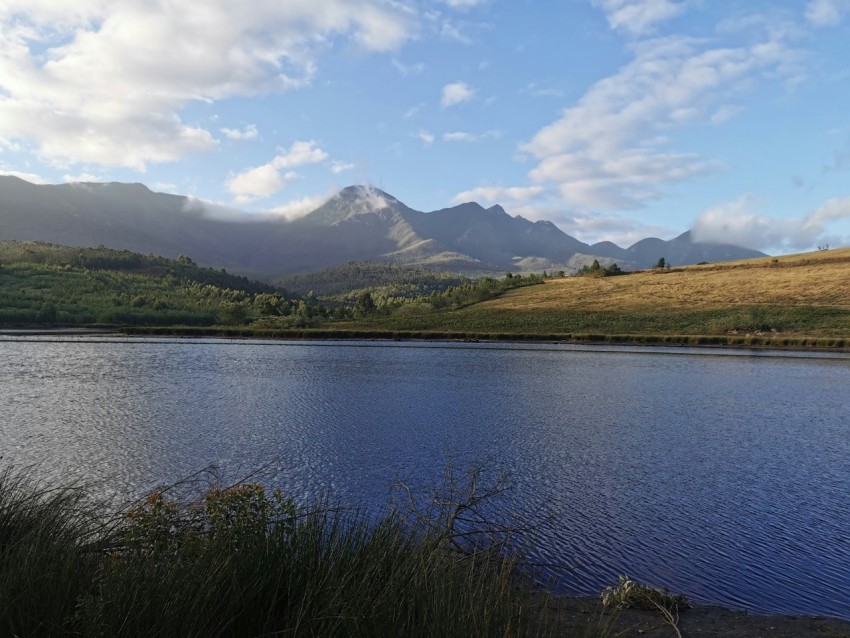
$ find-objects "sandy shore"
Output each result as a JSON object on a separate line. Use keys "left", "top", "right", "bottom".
{"left": 553, "top": 597, "right": 850, "bottom": 637}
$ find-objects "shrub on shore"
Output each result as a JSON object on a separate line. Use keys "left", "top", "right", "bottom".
{"left": 0, "top": 467, "right": 597, "bottom": 637}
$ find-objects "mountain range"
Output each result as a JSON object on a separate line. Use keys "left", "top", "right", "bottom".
{"left": 0, "top": 176, "right": 765, "bottom": 279}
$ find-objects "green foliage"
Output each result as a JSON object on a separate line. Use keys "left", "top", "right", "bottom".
{"left": 354, "top": 290, "right": 377, "bottom": 318}
{"left": 0, "top": 242, "right": 553, "bottom": 330}
{"left": 203, "top": 484, "right": 296, "bottom": 546}
{"left": 423, "top": 273, "right": 543, "bottom": 311}
{"left": 273, "top": 261, "right": 469, "bottom": 297}
{"left": 577, "top": 260, "right": 625, "bottom": 277}
{"left": 0, "top": 469, "right": 100, "bottom": 637}
{"left": 0, "top": 466, "right": 585, "bottom": 637}
{"left": 0, "top": 240, "right": 273, "bottom": 294}
{"left": 0, "top": 240, "right": 288, "bottom": 327}
{"left": 655, "top": 257, "right": 667, "bottom": 269}
{"left": 331, "top": 300, "right": 850, "bottom": 345}
{"left": 124, "top": 491, "right": 181, "bottom": 557}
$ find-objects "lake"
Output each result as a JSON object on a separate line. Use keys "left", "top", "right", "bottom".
{"left": 1, "top": 336, "right": 849, "bottom": 619}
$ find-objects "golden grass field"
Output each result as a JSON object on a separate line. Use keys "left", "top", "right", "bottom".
{"left": 348, "top": 247, "right": 850, "bottom": 345}
{"left": 132, "top": 248, "right": 850, "bottom": 347}
{"left": 490, "top": 248, "right": 850, "bottom": 312}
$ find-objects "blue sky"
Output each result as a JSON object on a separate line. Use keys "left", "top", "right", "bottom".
{"left": 1, "top": 0, "right": 849, "bottom": 252}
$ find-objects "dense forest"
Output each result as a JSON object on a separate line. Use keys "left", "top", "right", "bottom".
{"left": 0, "top": 241, "right": 543, "bottom": 328}
{"left": 0, "top": 241, "right": 288, "bottom": 326}
{"left": 273, "top": 261, "right": 470, "bottom": 297}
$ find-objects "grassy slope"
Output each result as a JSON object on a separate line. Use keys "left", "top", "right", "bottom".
{"left": 344, "top": 248, "right": 850, "bottom": 343}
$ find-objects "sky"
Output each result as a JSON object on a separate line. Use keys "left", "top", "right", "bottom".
{"left": 1, "top": 0, "right": 849, "bottom": 253}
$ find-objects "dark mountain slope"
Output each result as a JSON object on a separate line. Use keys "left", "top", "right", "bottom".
{"left": 0, "top": 176, "right": 766, "bottom": 277}
{"left": 406, "top": 202, "right": 588, "bottom": 266}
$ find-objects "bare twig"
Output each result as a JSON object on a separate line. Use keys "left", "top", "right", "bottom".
{"left": 601, "top": 575, "right": 688, "bottom": 638}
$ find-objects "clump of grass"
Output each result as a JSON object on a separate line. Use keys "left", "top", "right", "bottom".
{"left": 0, "top": 468, "right": 101, "bottom": 636}
{"left": 0, "top": 466, "right": 600, "bottom": 637}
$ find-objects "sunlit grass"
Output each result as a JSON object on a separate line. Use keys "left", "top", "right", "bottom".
{"left": 334, "top": 248, "right": 850, "bottom": 343}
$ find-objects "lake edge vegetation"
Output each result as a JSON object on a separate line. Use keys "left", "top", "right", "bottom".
{"left": 0, "top": 464, "right": 612, "bottom": 637}
{"left": 3, "top": 240, "right": 850, "bottom": 350}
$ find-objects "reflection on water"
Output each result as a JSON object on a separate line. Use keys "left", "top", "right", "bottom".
{"left": 2, "top": 337, "right": 849, "bottom": 619}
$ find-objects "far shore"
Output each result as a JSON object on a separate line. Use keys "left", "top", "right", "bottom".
{"left": 3, "top": 325, "right": 850, "bottom": 353}
{"left": 114, "top": 325, "right": 850, "bottom": 353}
{"left": 0, "top": 327, "right": 120, "bottom": 336}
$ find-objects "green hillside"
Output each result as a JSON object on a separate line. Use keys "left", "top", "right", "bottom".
{"left": 0, "top": 241, "right": 285, "bottom": 326}
{"left": 0, "top": 241, "right": 543, "bottom": 329}
{"left": 273, "top": 261, "right": 469, "bottom": 297}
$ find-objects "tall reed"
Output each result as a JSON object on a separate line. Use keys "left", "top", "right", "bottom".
{"left": 0, "top": 468, "right": 604, "bottom": 637}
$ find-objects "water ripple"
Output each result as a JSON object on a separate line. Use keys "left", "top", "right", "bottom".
{"left": 1, "top": 338, "right": 849, "bottom": 619}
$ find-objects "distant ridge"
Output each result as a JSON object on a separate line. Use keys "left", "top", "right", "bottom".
{"left": 0, "top": 176, "right": 766, "bottom": 278}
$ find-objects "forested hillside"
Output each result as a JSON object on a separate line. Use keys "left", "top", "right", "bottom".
{"left": 0, "top": 241, "right": 284, "bottom": 326}
{"left": 273, "top": 262, "right": 470, "bottom": 297}
{"left": 0, "top": 241, "right": 543, "bottom": 328}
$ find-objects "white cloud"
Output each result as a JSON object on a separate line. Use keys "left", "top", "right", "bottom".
{"left": 495, "top": 199, "right": 675, "bottom": 247}
{"left": 0, "top": 1, "right": 414, "bottom": 170}
{"left": 441, "top": 81, "right": 476, "bottom": 108}
{"left": 443, "top": 130, "right": 501, "bottom": 142}
{"left": 62, "top": 173, "right": 103, "bottom": 183}
{"left": 392, "top": 59, "right": 425, "bottom": 76}
{"left": 523, "top": 83, "right": 563, "bottom": 98}
{"left": 271, "top": 140, "right": 328, "bottom": 169}
{"left": 441, "top": 0, "right": 488, "bottom": 9}
{"left": 417, "top": 129, "right": 435, "bottom": 146}
{"left": 443, "top": 131, "right": 478, "bottom": 143}
{"left": 270, "top": 194, "right": 330, "bottom": 221}
{"left": 808, "top": 196, "right": 850, "bottom": 226}
{"left": 452, "top": 185, "right": 545, "bottom": 204}
{"left": 154, "top": 182, "right": 178, "bottom": 193}
{"left": 805, "top": 0, "right": 850, "bottom": 27}
{"left": 181, "top": 196, "right": 247, "bottom": 221}
{"left": 331, "top": 161, "right": 355, "bottom": 174}
{"left": 227, "top": 167, "right": 297, "bottom": 205}
{"left": 439, "top": 21, "right": 473, "bottom": 44}
{"left": 593, "top": 0, "right": 686, "bottom": 36}
{"left": 220, "top": 124, "right": 259, "bottom": 141}
{"left": 521, "top": 35, "right": 798, "bottom": 210}
{"left": 692, "top": 195, "right": 850, "bottom": 251}
{"left": 403, "top": 103, "right": 424, "bottom": 119}
{"left": 450, "top": 182, "right": 676, "bottom": 246}
{"left": 710, "top": 105, "right": 743, "bottom": 124}
{"left": 0, "top": 169, "right": 48, "bottom": 184}
{"left": 225, "top": 140, "right": 328, "bottom": 203}
{"left": 552, "top": 211, "right": 673, "bottom": 247}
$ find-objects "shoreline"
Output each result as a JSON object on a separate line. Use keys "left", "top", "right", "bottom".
{"left": 0, "top": 327, "right": 120, "bottom": 336}
{"left": 552, "top": 596, "right": 850, "bottom": 637}
{"left": 3, "top": 325, "right": 850, "bottom": 354}
{"left": 117, "top": 325, "right": 850, "bottom": 353}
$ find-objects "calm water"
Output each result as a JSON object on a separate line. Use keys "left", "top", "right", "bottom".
{"left": 2, "top": 337, "right": 849, "bottom": 619}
